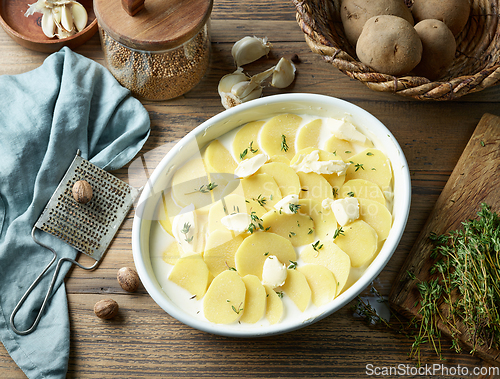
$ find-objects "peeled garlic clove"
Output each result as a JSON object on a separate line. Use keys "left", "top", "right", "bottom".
{"left": 271, "top": 57, "right": 296, "bottom": 88}
{"left": 56, "top": 23, "right": 75, "bottom": 38}
{"left": 71, "top": 2, "right": 87, "bottom": 32}
{"left": 52, "top": 6, "right": 62, "bottom": 25}
{"left": 41, "top": 10, "right": 55, "bottom": 38}
{"left": 231, "top": 36, "right": 271, "bottom": 67}
{"left": 60, "top": 4, "right": 74, "bottom": 32}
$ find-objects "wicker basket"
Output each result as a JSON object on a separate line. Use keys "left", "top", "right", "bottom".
{"left": 293, "top": 0, "right": 500, "bottom": 100}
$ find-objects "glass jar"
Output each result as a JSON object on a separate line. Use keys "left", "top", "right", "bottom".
{"left": 94, "top": 0, "right": 212, "bottom": 101}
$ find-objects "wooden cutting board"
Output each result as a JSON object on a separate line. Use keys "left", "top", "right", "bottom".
{"left": 389, "top": 113, "right": 500, "bottom": 366}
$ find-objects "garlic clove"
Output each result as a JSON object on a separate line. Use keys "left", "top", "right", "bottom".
{"left": 60, "top": 4, "right": 74, "bottom": 32}
{"left": 240, "top": 86, "right": 263, "bottom": 103}
{"left": 218, "top": 68, "right": 249, "bottom": 94}
{"left": 71, "top": 1, "right": 87, "bottom": 32}
{"left": 55, "top": 23, "right": 75, "bottom": 38}
{"left": 231, "top": 36, "right": 271, "bottom": 67}
{"left": 52, "top": 5, "right": 61, "bottom": 25}
{"left": 218, "top": 66, "right": 274, "bottom": 109}
{"left": 41, "top": 10, "right": 55, "bottom": 38}
{"left": 271, "top": 57, "right": 296, "bottom": 88}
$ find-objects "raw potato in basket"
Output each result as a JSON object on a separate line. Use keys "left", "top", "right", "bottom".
{"left": 340, "top": 0, "right": 414, "bottom": 47}
{"left": 356, "top": 15, "right": 422, "bottom": 76}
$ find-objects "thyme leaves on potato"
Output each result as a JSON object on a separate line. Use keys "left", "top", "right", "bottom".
{"left": 240, "top": 141, "right": 259, "bottom": 160}
{"left": 186, "top": 182, "right": 218, "bottom": 194}
{"left": 280, "top": 135, "right": 289, "bottom": 152}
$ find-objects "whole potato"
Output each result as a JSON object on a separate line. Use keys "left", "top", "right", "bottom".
{"left": 412, "top": 0, "right": 470, "bottom": 36}
{"left": 340, "top": 0, "right": 414, "bottom": 48}
{"left": 356, "top": 15, "right": 422, "bottom": 76}
{"left": 413, "top": 19, "right": 456, "bottom": 80}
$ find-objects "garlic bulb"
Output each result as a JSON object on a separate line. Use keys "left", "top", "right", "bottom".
{"left": 271, "top": 57, "right": 296, "bottom": 88}
{"left": 218, "top": 67, "right": 274, "bottom": 109}
{"left": 231, "top": 36, "right": 271, "bottom": 67}
{"left": 25, "top": 0, "right": 88, "bottom": 39}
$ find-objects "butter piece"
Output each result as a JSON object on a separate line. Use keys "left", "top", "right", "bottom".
{"left": 291, "top": 150, "right": 349, "bottom": 175}
{"left": 171, "top": 205, "right": 199, "bottom": 256}
{"left": 274, "top": 194, "right": 299, "bottom": 214}
{"left": 234, "top": 153, "right": 268, "bottom": 178}
{"left": 221, "top": 212, "right": 252, "bottom": 234}
{"left": 325, "top": 118, "right": 368, "bottom": 145}
{"left": 261, "top": 255, "right": 287, "bottom": 288}
{"left": 331, "top": 198, "right": 359, "bottom": 226}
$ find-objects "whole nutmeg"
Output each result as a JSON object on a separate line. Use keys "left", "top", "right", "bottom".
{"left": 94, "top": 299, "right": 119, "bottom": 319}
{"left": 117, "top": 267, "right": 140, "bottom": 292}
{"left": 72, "top": 180, "right": 93, "bottom": 204}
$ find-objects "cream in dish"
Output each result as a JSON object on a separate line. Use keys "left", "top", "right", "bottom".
{"left": 149, "top": 113, "right": 394, "bottom": 327}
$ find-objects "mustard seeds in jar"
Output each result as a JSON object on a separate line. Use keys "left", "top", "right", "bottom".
{"left": 94, "top": 0, "right": 213, "bottom": 101}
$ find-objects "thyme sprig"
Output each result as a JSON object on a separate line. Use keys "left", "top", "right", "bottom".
{"left": 181, "top": 222, "right": 193, "bottom": 243}
{"left": 240, "top": 141, "right": 259, "bottom": 160}
{"left": 186, "top": 182, "right": 218, "bottom": 194}
{"left": 281, "top": 135, "right": 289, "bottom": 152}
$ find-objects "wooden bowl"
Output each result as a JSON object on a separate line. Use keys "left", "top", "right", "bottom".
{"left": 293, "top": 0, "right": 500, "bottom": 100}
{"left": 0, "top": 0, "right": 97, "bottom": 53}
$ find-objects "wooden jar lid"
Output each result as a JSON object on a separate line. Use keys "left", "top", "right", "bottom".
{"left": 94, "top": 0, "right": 213, "bottom": 51}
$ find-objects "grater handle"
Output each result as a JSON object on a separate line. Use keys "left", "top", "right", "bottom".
{"left": 10, "top": 227, "right": 98, "bottom": 335}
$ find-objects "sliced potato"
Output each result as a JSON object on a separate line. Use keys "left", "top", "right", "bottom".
{"left": 281, "top": 269, "right": 311, "bottom": 312}
{"left": 334, "top": 220, "right": 378, "bottom": 267}
{"left": 157, "top": 190, "right": 181, "bottom": 235}
{"left": 298, "top": 264, "right": 337, "bottom": 307}
{"left": 268, "top": 155, "right": 291, "bottom": 165}
{"left": 240, "top": 173, "right": 282, "bottom": 210}
{"left": 260, "top": 114, "right": 301, "bottom": 160}
{"left": 170, "top": 158, "right": 213, "bottom": 211}
{"left": 358, "top": 198, "right": 392, "bottom": 241}
{"left": 235, "top": 232, "right": 297, "bottom": 279}
{"left": 345, "top": 149, "right": 392, "bottom": 191}
{"left": 297, "top": 172, "right": 334, "bottom": 202}
{"left": 240, "top": 275, "right": 267, "bottom": 324}
{"left": 204, "top": 229, "right": 244, "bottom": 277}
{"left": 257, "top": 162, "right": 301, "bottom": 197}
{"left": 324, "top": 136, "right": 355, "bottom": 161}
{"left": 162, "top": 238, "right": 182, "bottom": 265}
{"left": 296, "top": 118, "right": 322, "bottom": 151}
{"left": 204, "top": 139, "right": 237, "bottom": 173}
{"left": 339, "top": 179, "right": 385, "bottom": 204}
{"left": 300, "top": 240, "right": 351, "bottom": 293}
{"left": 233, "top": 120, "right": 265, "bottom": 162}
{"left": 168, "top": 255, "right": 210, "bottom": 299}
{"left": 203, "top": 270, "right": 246, "bottom": 324}
{"left": 264, "top": 284, "right": 284, "bottom": 325}
{"left": 261, "top": 209, "right": 315, "bottom": 247}
{"left": 298, "top": 199, "right": 337, "bottom": 240}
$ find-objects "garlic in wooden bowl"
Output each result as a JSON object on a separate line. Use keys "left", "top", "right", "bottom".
{"left": 132, "top": 94, "right": 411, "bottom": 337}
{"left": 25, "top": 0, "right": 88, "bottom": 39}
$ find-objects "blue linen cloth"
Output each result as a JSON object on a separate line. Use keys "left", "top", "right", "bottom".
{"left": 0, "top": 47, "right": 150, "bottom": 378}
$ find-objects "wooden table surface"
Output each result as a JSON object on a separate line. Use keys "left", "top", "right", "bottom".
{"left": 1, "top": 1, "right": 500, "bottom": 378}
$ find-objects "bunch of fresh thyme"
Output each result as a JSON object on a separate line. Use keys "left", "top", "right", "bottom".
{"left": 353, "top": 203, "right": 500, "bottom": 364}
{"left": 426, "top": 203, "right": 500, "bottom": 355}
